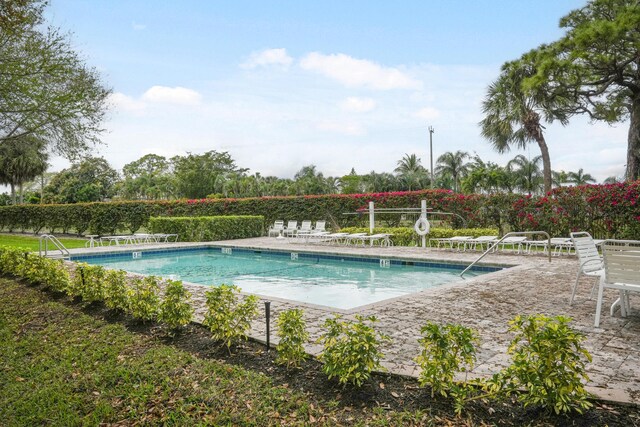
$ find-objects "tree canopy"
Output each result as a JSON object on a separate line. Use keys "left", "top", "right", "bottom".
{"left": 524, "top": 0, "right": 640, "bottom": 180}
{"left": 0, "top": 0, "right": 111, "bottom": 159}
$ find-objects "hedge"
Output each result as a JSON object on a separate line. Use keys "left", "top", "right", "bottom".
{"left": 0, "top": 182, "right": 638, "bottom": 239}
{"left": 149, "top": 216, "right": 264, "bottom": 242}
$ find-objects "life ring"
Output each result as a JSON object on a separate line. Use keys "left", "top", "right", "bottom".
{"left": 414, "top": 217, "right": 431, "bottom": 236}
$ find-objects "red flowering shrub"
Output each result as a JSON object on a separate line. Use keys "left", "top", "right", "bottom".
{"left": 0, "top": 183, "right": 638, "bottom": 239}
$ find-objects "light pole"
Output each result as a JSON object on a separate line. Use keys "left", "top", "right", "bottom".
{"left": 428, "top": 126, "right": 434, "bottom": 188}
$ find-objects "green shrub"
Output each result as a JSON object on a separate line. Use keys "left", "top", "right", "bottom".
{"left": 103, "top": 269, "right": 129, "bottom": 311}
{"left": 318, "top": 315, "right": 390, "bottom": 387}
{"left": 487, "top": 314, "right": 593, "bottom": 414}
{"left": 39, "top": 258, "right": 70, "bottom": 293}
{"left": 203, "top": 284, "right": 259, "bottom": 349}
{"left": 70, "top": 263, "right": 105, "bottom": 303}
{"left": 127, "top": 276, "right": 160, "bottom": 322}
{"left": 158, "top": 280, "right": 194, "bottom": 331}
{"left": 275, "top": 309, "right": 309, "bottom": 368}
{"left": 149, "top": 215, "right": 264, "bottom": 242}
{"left": 0, "top": 247, "right": 28, "bottom": 276}
{"left": 2, "top": 182, "right": 640, "bottom": 238}
{"left": 416, "top": 322, "right": 479, "bottom": 414}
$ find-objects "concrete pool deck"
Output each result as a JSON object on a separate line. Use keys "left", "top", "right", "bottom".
{"left": 66, "top": 237, "right": 640, "bottom": 404}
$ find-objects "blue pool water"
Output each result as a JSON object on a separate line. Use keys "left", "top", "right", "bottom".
{"left": 77, "top": 248, "right": 500, "bottom": 310}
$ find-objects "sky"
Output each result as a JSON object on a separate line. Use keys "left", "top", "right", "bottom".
{"left": 42, "top": 0, "right": 628, "bottom": 182}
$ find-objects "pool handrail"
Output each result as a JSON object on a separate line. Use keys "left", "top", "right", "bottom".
{"left": 39, "top": 234, "right": 71, "bottom": 259}
{"left": 459, "top": 231, "right": 551, "bottom": 277}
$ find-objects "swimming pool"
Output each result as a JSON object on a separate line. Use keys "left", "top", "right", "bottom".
{"left": 75, "top": 247, "right": 502, "bottom": 310}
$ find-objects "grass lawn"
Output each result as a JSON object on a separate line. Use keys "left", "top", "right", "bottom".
{"left": 0, "top": 277, "right": 432, "bottom": 426}
{"left": 0, "top": 233, "right": 88, "bottom": 251}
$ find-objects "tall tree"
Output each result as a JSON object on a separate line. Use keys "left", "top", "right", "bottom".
{"left": 480, "top": 60, "right": 569, "bottom": 193}
{"left": 435, "top": 150, "right": 469, "bottom": 192}
{"left": 0, "top": 135, "right": 48, "bottom": 204}
{"left": 394, "top": 153, "right": 428, "bottom": 190}
{"left": 507, "top": 154, "right": 543, "bottom": 195}
{"left": 121, "top": 154, "right": 174, "bottom": 200}
{"left": 172, "top": 151, "right": 246, "bottom": 199}
{"left": 566, "top": 168, "right": 596, "bottom": 186}
{"left": 524, "top": 0, "right": 640, "bottom": 181}
{"left": 0, "top": 0, "right": 111, "bottom": 158}
{"left": 43, "top": 157, "right": 119, "bottom": 203}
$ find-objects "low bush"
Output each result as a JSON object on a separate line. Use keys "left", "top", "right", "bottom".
{"left": 149, "top": 215, "right": 264, "bottom": 242}
{"left": 203, "top": 284, "right": 259, "bottom": 349}
{"left": 416, "top": 322, "right": 479, "bottom": 414}
{"left": 487, "top": 314, "right": 593, "bottom": 414}
{"left": 127, "top": 276, "right": 160, "bottom": 322}
{"left": 318, "top": 315, "right": 390, "bottom": 387}
{"left": 275, "top": 308, "right": 309, "bottom": 368}
{"left": 70, "top": 263, "right": 106, "bottom": 303}
{"left": 103, "top": 269, "right": 129, "bottom": 311}
{"left": 158, "top": 280, "right": 194, "bottom": 331}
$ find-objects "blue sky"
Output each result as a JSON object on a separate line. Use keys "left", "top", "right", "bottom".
{"left": 44, "top": 0, "right": 627, "bottom": 181}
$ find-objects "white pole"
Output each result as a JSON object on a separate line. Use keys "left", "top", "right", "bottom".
{"left": 369, "top": 201, "right": 375, "bottom": 234}
{"left": 421, "top": 200, "right": 427, "bottom": 248}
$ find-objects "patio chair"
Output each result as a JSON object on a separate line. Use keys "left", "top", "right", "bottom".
{"left": 465, "top": 235, "right": 498, "bottom": 251}
{"left": 268, "top": 220, "right": 285, "bottom": 237}
{"left": 497, "top": 236, "right": 527, "bottom": 253}
{"left": 594, "top": 240, "right": 640, "bottom": 327}
{"left": 569, "top": 231, "right": 603, "bottom": 305}
{"left": 283, "top": 220, "right": 298, "bottom": 237}
{"left": 428, "top": 236, "right": 473, "bottom": 250}
{"left": 313, "top": 220, "right": 327, "bottom": 233}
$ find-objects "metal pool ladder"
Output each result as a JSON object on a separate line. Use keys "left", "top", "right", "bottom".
{"left": 459, "top": 231, "right": 552, "bottom": 277}
{"left": 39, "top": 234, "right": 71, "bottom": 260}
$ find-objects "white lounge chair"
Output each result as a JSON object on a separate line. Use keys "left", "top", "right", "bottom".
{"left": 283, "top": 220, "right": 298, "bottom": 237}
{"left": 465, "top": 235, "right": 498, "bottom": 251}
{"left": 594, "top": 240, "right": 640, "bottom": 327}
{"left": 497, "top": 236, "right": 527, "bottom": 253}
{"left": 347, "top": 233, "right": 393, "bottom": 247}
{"left": 569, "top": 231, "right": 603, "bottom": 305}
{"left": 268, "top": 220, "right": 285, "bottom": 237}
{"left": 428, "top": 236, "right": 473, "bottom": 250}
{"left": 313, "top": 220, "right": 327, "bottom": 233}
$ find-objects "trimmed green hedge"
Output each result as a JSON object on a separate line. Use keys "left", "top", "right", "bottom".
{"left": 0, "top": 182, "right": 639, "bottom": 239}
{"left": 340, "top": 227, "right": 500, "bottom": 247}
{"left": 149, "top": 216, "right": 264, "bottom": 242}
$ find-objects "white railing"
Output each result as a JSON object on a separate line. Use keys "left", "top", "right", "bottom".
{"left": 459, "top": 231, "right": 552, "bottom": 277}
{"left": 39, "top": 234, "right": 70, "bottom": 259}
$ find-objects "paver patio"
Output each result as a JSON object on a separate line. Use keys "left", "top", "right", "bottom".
{"left": 65, "top": 237, "right": 640, "bottom": 404}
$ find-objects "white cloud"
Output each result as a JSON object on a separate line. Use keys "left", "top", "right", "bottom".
{"left": 141, "top": 86, "right": 202, "bottom": 105}
{"left": 300, "top": 52, "right": 422, "bottom": 90}
{"left": 340, "top": 97, "right": 376, "bottom": 113}
{"left": 107, "top": 92, "right": 146, "bottom": 113}
{"left": 413, "top": 107, "right": 441, "bottom": 120}
{"left": 132, "top": 21, "right": 146, "bottom": 31}
{"left": 315, "top": 120, "right": 365, "bottom": 136}
{"left": 241, "top": 48, "right": 293, "bottom": 69}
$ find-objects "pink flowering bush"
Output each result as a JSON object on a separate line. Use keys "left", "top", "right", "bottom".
{"left": 0, "top": 182, "right": 638, "bottom": 239}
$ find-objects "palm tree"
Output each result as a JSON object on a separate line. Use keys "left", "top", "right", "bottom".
{"left": 435, "top": 150, "right": 469, "bottom": 192}
{"left": 394, "top": 154, "right": 428, "bottom": 191}
{"left": 507, "top": 154, "right": 543, "bottom": 195}
{"left": 603, "top": 175, "right": 622, "bottom": 185}
{"left": 0, "top": 136, "right": 49, "bottom": 204}
{"left": 552, "top": 170, "right": 569, "bottom": 188}
{"left": 480, "top": 59, "right": 570, "bottom": 194}
{"left": 566, "top": 168, "right": 596, "bottom": 186}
